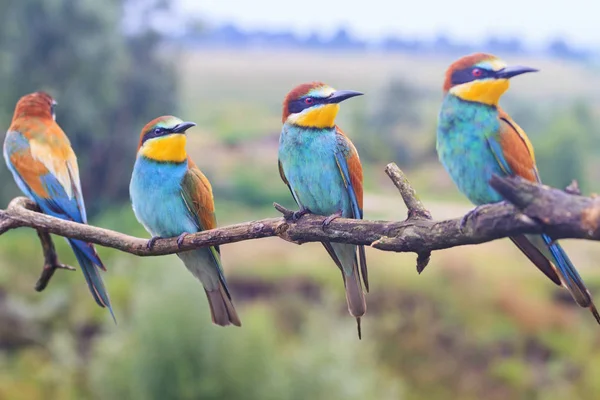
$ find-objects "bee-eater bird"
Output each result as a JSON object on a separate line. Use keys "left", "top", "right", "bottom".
{"left": 436, "top": 53, "right": 600, "bottom": 324}
{"left": 3, "top": 92, "right": 114, "bottom": 319}
{"left": 129, "top": 116, "right": 240, "bottom": 327}
{"left": 278, "top": 82, "right": 368, "bottom": 337}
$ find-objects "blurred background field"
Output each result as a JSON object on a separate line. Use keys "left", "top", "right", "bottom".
{"left": 2, "top": 0, "right": 600, "bottom": 399}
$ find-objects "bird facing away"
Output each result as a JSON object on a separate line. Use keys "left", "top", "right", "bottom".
{"left": 278, "top": 82, "right": 368, "bottom": 338}
{"left": 129, "top": 115, "right": 240, "bottom": 327}
{"left": 3, "top": 92, "right": 114, "bottom": 319}
{"left": 436, "top": 53, "right": 600, "bottom": 324}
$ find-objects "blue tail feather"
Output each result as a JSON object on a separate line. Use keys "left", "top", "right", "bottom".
{"left": 542, "top": 234, "right": 589, "bottom": 307}
{"left": 69, "top": 240, "right": 115, "bottom": 323}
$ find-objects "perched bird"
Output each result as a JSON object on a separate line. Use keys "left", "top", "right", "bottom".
{"left": 129, "top": 116, "right": 240, "bottom": 327}
{"left": 278, "top": 82, "right": 368, "bottom": 337}
{"left": 3, "top": 92, "right": 114, "bottom": 318}
{"left": 436, "top": 53, "right": 600, "bottom": 323}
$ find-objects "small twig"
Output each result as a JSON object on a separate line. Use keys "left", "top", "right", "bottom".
{"left": 34, "top": 229, "right": 75, "bottom": 292}
{"left": 273, "top": 202, "right": 294, "bottom": 219}
{"left": 385, "top": 163, "right": 433, "bottom": 273}
{"left": 565, "top": 180, "right": 581, "bottom": 195}
{"left": 385, "top": 163, "right": 432, "bottom": 221}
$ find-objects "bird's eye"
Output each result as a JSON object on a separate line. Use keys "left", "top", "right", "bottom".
{"left": 472, "top": 68, "right": 483, "bottom": 77}
{"left": 304, "top": 97, "right": 314, "bottom": 105}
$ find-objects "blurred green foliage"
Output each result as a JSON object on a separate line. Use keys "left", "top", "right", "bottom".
{"left": 89, "top": 272, "right": 401, "bottom": 400}
{"left": 0, "top": 0, "right": 177, "bottom": 214}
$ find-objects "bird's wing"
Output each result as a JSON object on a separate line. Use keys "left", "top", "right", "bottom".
{"left": 333, "top": 126, "right": 368, "bottom": 290}
{"left": 181, "top": 159, "right": 218, "bottom": 233}
{"left": 333, "top": 127, "right": 363, "bottom": 219}
{"left": 491, "top": 110, "right": 596, "bottom": 312}
{"left": 488, "top": 108, "right": 539, "bottom": 182}
{"left": 5, "top": 123, "right": 87, "bottom": 224}
{"left": 180, "top": 159, "right": 229, "bottom": 295}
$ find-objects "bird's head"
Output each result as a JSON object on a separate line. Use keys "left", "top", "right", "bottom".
{"left": 443, "top": 53, "right": 538, "bottom": 106}
{"left": 12, "top": 91, "right": 57, "bottom": 122}
{"left": 282, "top": 82, "right": 363, "bottom": 129}
{"left": 137, "top": 115, "right": 196, "bottom": 163}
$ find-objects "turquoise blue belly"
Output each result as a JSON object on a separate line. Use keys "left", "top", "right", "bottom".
{"left": 436, "top": 96, "right": 506, "bottom": 205}
{"left": 279, "top": 126, "right": 352, "bottom": 217}
{"left": 129, "top": 158, "right": 197, "bottom": 237}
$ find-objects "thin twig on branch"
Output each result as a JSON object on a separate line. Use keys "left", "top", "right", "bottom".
{"left": 384, "top": 164, "right": 433, "bottom": 273}
{"left": 1, "top": 163, "right": 600, "bottom": 292}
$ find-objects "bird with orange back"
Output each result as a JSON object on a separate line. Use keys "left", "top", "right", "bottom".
{"left": 278, "top": 82, "right": 368, "bottom": 338}
{"left": 436, "top": 53, "right": 600, "bottom": 324}
{"left": 3, "top": 92, "right": 114, "bottom": 319}
{"left": 129, "top": 116, "right": 240, "bottom": 327}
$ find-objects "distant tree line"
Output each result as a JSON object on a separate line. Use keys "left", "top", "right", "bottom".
{"left": 179, "top": 24, "right": 593, "bottom": 61}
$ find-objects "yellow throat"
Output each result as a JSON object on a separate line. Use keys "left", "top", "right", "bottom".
{"left": 450, "top": 79, "right": 510, "bottom": 106}
{"left": 290, "top": 104, "right": 340, "bottom": 129}
{"left": 140, "top": 134, "right": 187, "bottom": 163}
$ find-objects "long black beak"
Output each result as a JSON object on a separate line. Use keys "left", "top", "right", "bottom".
{"left": 496, "top": 65, "right": 539, "bottom": 79}
{"left": 326, "top": 90, "right": 364, "bottom": 104}
{"left": 170, "top": 121, "right": 196, "bottom": 133}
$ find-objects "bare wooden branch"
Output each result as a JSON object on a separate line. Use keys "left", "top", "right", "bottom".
{"left": 2, "top": 163, "right": 600, "bottom": 292}
{"left": 34, "top": 229, "right": 75, "bottom": 291}
{"left": 385, "top": 163, "right": 432, "bottom": 221}
{"left": 384, "top": 163, "right": 433, "bottom": 273}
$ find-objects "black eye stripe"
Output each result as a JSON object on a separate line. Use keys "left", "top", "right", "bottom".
{"left": 141, "top": 127, "right": 167, "bottom": 144}
{"left": 451, "top": 67, "right": 492, "bottom": 86}
{"left": 288, "top": 96, "right": 327, "bottom": 114}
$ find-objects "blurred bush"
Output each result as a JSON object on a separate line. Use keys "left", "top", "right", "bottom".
{"left": 90, "top": 271, "right": 402, "bottom": 400}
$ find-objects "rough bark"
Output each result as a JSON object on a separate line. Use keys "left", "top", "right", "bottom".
{"left": 1, "top": 163, "right": 599, "bottom": 290}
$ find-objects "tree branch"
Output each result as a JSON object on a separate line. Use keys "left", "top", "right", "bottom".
{"left": 2, "top": 163, "right": 600, "bottom": 292}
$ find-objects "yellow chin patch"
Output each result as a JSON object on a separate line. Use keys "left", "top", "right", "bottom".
{"left": 140, "top": 134, "right": 187, "bottom": 163}
{"left": 289, "top": 104, "right": 340, "bottom": 129}
{"left": 450, "top": 79, "right": 510, "bottom": 106}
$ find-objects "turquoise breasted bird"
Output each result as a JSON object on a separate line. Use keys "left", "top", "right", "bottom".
{"left": 129, "top": 116, "right": 240, "bottom": 327}
{"left": 436, "top": 53, "right": 600, "bottom": 324}
{"left": 3, "top": 92, "right": 114, "bottom": 319}
{"left": 278, "top": 82, "right": 368, "bottom": 337}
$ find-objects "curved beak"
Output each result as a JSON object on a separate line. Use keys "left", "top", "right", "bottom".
{"left": 496, "top": 65, "right": 539, "bottom": 79}
{"left": 326, "top": 90, "right": 364, "bottom": 104}
{"left": 171, "top": 121, "right": 197, "bottom": 134}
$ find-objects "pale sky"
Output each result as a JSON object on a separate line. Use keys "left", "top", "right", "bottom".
{"left": 179, "top": 0, "right": 600, "bottom": 48}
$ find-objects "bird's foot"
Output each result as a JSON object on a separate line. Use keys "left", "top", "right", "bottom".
{"left": 322, "top": 210, "right": 343, "bottom": 229}
{"left": 460, "top": 206, "right": 483, "bottom": 231}
{"left": 147, "top": 236, "right": 163, "bottom": 250}
{"left": 286, "top": 207, "right": 310, "bottom": 222}
{"left": 176, "top": 232, "right": 190, "bottom": 249}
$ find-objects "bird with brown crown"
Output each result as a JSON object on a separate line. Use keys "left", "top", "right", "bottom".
{"left": 129, "top": 116, "right": 241, "bottom": 327}
{"left": 3, "top": 92, "right": 114, "bottom": 319}
{"left": 278, "top": 82, "right": 368, "bottom": 338}
{"left": 436, "top": 53, "right": 600, "bottom": 324}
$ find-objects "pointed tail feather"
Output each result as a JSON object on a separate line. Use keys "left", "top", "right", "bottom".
{"left": 344, "top": 263, "right": 366, "bottom": 339}
{"left": 510, "top": 235, "right": 561, "bottom": 285}
{"left": 205, "top": 281, "right": 241, "bottom": 327}
{"left": 541, "top": 235, "right": 596, "bottom": 309}
{"left": 344, "top": 261, "right": 366, "bottom": 318}
{"left": 511, "top": 234, "right": 599, "bottom": 324}
{"left": 69, "top": 239, "right": 115, "bottom": 322}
